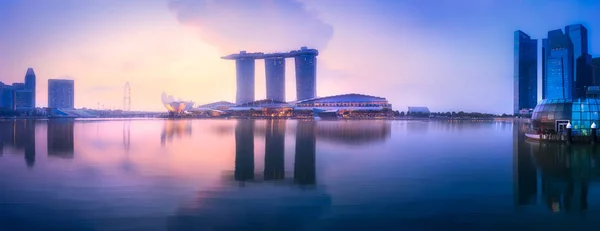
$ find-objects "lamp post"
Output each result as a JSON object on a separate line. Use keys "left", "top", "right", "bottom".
{"left": 566, "top": 122, "right": 573, "bottom": 144}
{"left": 592, "top": 122, "right": 597, "bottom": 144}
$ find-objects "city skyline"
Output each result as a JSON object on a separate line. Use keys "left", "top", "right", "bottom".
{"left": 2, "top": 1, "right": 600, "bottom": 114}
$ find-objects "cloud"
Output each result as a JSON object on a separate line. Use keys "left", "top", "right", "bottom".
{"left": 168, "top": 0, "right": 333, "bottom": 53}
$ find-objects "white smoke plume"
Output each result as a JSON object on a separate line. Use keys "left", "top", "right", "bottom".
{"left": 168, "top": 0, "right": 333, "bottom": 53}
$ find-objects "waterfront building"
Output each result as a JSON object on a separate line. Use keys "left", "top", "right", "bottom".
{"left": 222, "top": 47, "right": 319, "bottom": 103}
{"left": 514, "top": 31, "right": 538, "bottom": 114}
{"left": 48, "top": 79, "right": 75, "bottom": 109}
{"left": 196, "top": 101, "right": 236, "bottom": 110}
{"left": 294, "top": 94, "right": 391, "bottom": 111}
{"left": 530, "top": 98, "right": 600, "bottom": 135}
{"left": 161, "top": 92, "right": 194, "bottom": 114}
{"left": 407, "top": 106, "right": 430, "bottom": 114}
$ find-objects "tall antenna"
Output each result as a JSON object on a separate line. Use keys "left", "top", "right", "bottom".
{"left": 124, "top": 82, "right": 131, "bottom": 111}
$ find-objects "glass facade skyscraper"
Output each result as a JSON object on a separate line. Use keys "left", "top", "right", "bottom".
{"left": 542, "top": 25, "right": 592, "bottom": 100}
{"left": 24, "top": 68, "right": 36, "bottom": 109}
{"left": 514, "top": 30, "right": 538, "bottom": 115}
{"left": 566, "top": 24, "right": 592, "bottom": 98}
{"left": 545, "top": 29, "right": 574, "bottom": 99}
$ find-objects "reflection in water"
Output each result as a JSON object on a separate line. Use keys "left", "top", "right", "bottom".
{"left": 160, "top": 120, "right": 192, "bottom": 146}
{"left": 47, "top": 119, "right": 75, "bottom": 159}
{"left": 295, "top": 120, "right": 316, "bottom": 185}
{"left": 514, "top": 121, "right": 599, "bottom": 213}
{"left": 0, "top": 120, "right": 36, "bottom": 167}
{"left": 513, "top": 122, "right": 537, "bottom": 206}
{"left": 168, "top": 119, "right": 330, "bottom": 231}
{"left": 264, "top": 120, "right": 285, "bottom": 180}
{"left": 123, "top": 120, "right": 130, "bottom": 151}
{"left": 235, "top": 120, "right": 255, "bottom": 182}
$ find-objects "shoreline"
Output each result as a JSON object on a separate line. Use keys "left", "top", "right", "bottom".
{"left": 0, "top": 116, "right": 518, "bottom": 121}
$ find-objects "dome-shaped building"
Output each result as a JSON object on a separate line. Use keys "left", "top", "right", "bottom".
{"left": 531, "top": 98, "right": 600, "bottom": 135}
{"left": 161, "top": 92, "right": 194, "bottom": 114}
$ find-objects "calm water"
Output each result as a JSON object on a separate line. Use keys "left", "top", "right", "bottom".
{"left": 0, "top": 119, "right": 599, "bottom": 230}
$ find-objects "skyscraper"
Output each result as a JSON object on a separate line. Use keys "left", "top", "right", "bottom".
{"left": 295, "top": 47, "right": 317, "bottom": 101}
{"left": 545, "top": 29, "right": 573, "bottom": 99}
{"left": 592, "top": 58, "right": 600, "bottom": 86}
{"left": 24, "top": 68, "right": 36, "bottom": 108}
{"left": 235, "top": 54, "right": 255, "bottom": 104}
{"left": 514, "top": 31, "right": 538, "bottom": 115}
{"left": 48, "top": 79, "right": 75, "bottom": 109}
{"left": 265, "top": 57, "right": 286, "bottom": 102}
{"left": 566, "top": 24, "right": 592, "bottom": 98}
{"left": 541, "top": 38, "right": 549, "bottom": 99}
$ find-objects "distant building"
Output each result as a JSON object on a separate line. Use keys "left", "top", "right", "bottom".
{"left": 0, "top": 82, "right": 15, "bottom": 110}
{"left": 295, "top": 94, "right": 391, "bottom": 111}
{"left": 197, "top": 101, "right": 236, "bottom": 110}
{"left": 514, "top": 30, "right": 538, "bottom": 114}
{"left": 24, "top": 68, "right": 36, "bottom": 109}
{"left": 236, "top": 53, "right": 256, "bottom": 104}
{"left": 407, "top": 107, "right": 430, "bottom": 114}
{"left": 593, "top": 57, "right": 600, "bottom": 86}
{"left": 48, "top": 79, "right": 75, "bottom": 109}
{"left": 566, "top": 24, "right": 592, "bottom": 98}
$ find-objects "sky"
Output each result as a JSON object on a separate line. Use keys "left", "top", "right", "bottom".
{"left": 1, "top": 0, "right": 600, "bottom": 114}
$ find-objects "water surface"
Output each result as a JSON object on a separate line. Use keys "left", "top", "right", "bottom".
{"left": 0, "top": 119, "right": 598, "bottom": 230}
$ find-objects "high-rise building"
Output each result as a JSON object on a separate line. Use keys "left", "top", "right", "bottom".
{"left": 235, "top": 53, "right": 255, "bottom": 104}
{"left": 295, "top": 47, "right": 317, "bottom": 101}
{"left": 24, "top": 68, "right": 36, "bottom": 109}
{"left": 566, "top": 24, "right": 592, "bottom": 98}
{"left": 0, "top": 83, "right": 15, "bottom": 110}
{"left": 48, "top": 79, "right": 74, "bottom": 109}
{"left": 265, "top": 57, "right": 286, "bottom": 102}
{"left": 593, "top": 58, "right": 600, "bottom": 86}
{"left": 545, "top": 29, "right": 573, "bottom": 99}
{"left": 541, "top": 38, "right": 548, "bottom": 99}
{"left": 514, "top": 31, "right": 538, "bottom": 115}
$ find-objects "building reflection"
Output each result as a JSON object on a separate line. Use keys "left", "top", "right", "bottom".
{"left": 514, "top": 121, "right": 599, "bottom": 213}
{"left": 235, "top": 119, "right": 255, "bottom": 182}
{"left": 47, "top": 119, "right": 75, "bottom": 159}
{"left": 512, "top": 121, "right": 537, "bottom": 206}
{"left": 316, "top": 120, "right": 391, "bottom": 145}
{"left": 160, "top": 120, "right": 192, "bottom": 146}
{"left": 0, "top": 120, "right": 36, "bottom": 167}
{"left": 295, "top": 120, "right": 316, "bottom": 185}
{"left": 264, "top": 120, "right": 285, "bottom": 180}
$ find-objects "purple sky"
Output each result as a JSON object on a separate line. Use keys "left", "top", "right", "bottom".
{"left": 1, "top": 0, "right": 600, "bottom": 113}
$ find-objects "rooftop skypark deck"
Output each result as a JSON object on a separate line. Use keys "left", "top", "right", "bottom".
{"left": 221, "top": 47, "right": 319, "bottom": 60}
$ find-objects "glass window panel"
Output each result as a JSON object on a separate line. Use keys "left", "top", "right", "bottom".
{"left": 583, "top": 121, "right": 591, "bottom": 129}
{"left": 583, "top": 112, "right": 591, "bottom": 120}
{"left": 556, "top": 104, "right": 565, "bottom": 112}
{"left": 583, "top": 103, "right": 589, "bottom": 112}
{"left": 593, "top": 112, "right": 599, "bottom": 120}
{"left": 573, "top": 112, "right": 581, "bottom": 120}
{"left": 546, "top": 104, "right": 557, "bottom": 111}
{"left": 573, "top": 104, "right": 581, "bottom": 112}
{"left": 591, "top": 104, "right": 598, "bottom": 111}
